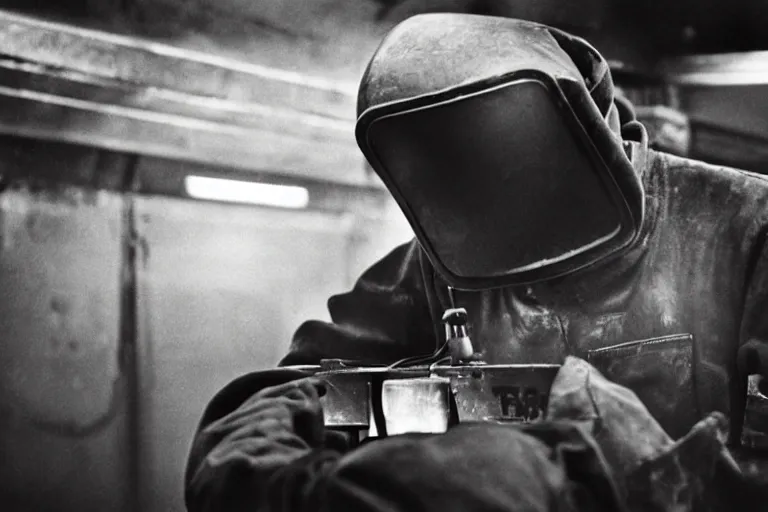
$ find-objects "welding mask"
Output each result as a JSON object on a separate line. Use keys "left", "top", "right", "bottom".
{"left": 356, "top": 14, "right": 645, "bottom": 290}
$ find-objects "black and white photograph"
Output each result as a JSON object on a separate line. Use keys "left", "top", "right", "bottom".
{"left": 2, "top": 1, "right": 768, "bottom": 511}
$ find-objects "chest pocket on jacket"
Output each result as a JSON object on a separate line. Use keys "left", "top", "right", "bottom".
{"left": 586, "top": 334, "right": 701, "bottom": 439}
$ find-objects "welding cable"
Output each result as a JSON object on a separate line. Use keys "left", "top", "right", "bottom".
{"left": 386, "top": 339, "right": 450, "bottom": 370}
{"left": 428, "top": 356, "right": 453, "bottom": 373}
{"left": 386, "top": 286, "right": 462, "bottom": 370}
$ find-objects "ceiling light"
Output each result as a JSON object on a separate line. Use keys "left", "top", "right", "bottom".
{"left": 184, "top": 176, "right": 309, "bottom": 209}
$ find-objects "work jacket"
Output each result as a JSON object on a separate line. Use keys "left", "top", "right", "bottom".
{"left": 284, "top": 143, "right": 768, "bottom": 459}
{"left": 186, "top": 144, "right": 768, "bottom": 512}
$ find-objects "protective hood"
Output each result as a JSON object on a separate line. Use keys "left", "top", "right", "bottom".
{"left": 356, "top": 13, "right": 645, "bottom": 290}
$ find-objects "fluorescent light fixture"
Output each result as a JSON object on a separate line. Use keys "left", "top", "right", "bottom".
{"left": 184, "top": 176, "right": 309, "bottom": 208}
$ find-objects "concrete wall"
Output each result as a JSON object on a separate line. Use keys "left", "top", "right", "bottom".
{"left": 0, "top": 186, "right": 131, "bottom": 512}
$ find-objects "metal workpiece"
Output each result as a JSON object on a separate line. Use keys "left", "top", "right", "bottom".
{"left": 741, "top": 375, "right": 768, "bottom": 450}
{"left": 303, "top": 360, "right": 562, "bottom": 434}
{"left": 321, "top": 370, "right": 373, "bottom": 429}
{"left": 0, "top": 83, "right": 365, "bottom": 185}
{"left": 382, "top": 377, "right": 452, "bottom": 435}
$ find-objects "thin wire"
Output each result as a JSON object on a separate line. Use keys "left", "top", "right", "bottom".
{"left": 448, "top": 286, "right": 457, "bottom": 308}
{"left": 428, "top": 356, "right": 452, "bottom": 373}
{"left": 388, "top": 287, "right": 459, "bottom": 371}
{"left": 387, "top": 339, "right": 450, "bottom": 370}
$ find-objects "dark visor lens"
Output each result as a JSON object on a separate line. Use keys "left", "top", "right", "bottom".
{"left": 367, "top": 79, "right": 623, "bottom": 279}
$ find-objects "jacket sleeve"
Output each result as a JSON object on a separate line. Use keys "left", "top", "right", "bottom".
{"left": 279, "top": 239, "right": 440, "bottom": 366}
{"left": 184, "top": 372, "right": 344, "bottom": 512}
{"left": 185, "top": 241, "right": 441, "bottom": 511}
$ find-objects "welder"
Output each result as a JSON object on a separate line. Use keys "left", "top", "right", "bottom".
{"left": 185, "top": 13, "right": 768, "bottom": 511}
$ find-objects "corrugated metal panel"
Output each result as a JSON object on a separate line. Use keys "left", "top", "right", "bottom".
{"left": 0, "top": 186, "right": 129, "bottom": 512}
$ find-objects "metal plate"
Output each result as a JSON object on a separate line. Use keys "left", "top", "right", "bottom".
{"left": 434, "top": 365, "right": 560, "bottom": 423}
{"left": 314, "top": 364, "right": 562, "bottom": 430}
{"left": 742, "top": 375, "right": 768, "bottom": 450}
{"left": 320, "top": 372, "right": 371, "bottom": 428}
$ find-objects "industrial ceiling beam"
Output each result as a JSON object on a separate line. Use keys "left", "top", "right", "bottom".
{"left": 0, "top": 10, "right": 376, "bottom": 188}
{"left": 0, "top": 83, "right": 368, "bottom": 186}
{"left": 0, "top": 10, "right": 358, "bottom": 119}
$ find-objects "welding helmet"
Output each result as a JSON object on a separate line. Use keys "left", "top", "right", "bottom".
{"left": 356, "top": 14, "right": 645, "bottom": 290}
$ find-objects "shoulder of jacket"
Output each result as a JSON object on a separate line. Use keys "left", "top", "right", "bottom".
{"left": 649, "top": 150, "right": 768, "bottom": 188}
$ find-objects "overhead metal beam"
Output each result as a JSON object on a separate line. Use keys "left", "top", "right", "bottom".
{"left": 658, "top": 51, "right": 768, "bottom": 86}
{"left": 0, "top": 59, "right": 355, "bottom": 141}
{"left": 0, "top": 9, "right": 358, "bottom": 119}
{"left": 0, "top": 11, "right": 378, "bottom": 188}
{"left": 0, "top": 83, "right": 371, "bottom": 187}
